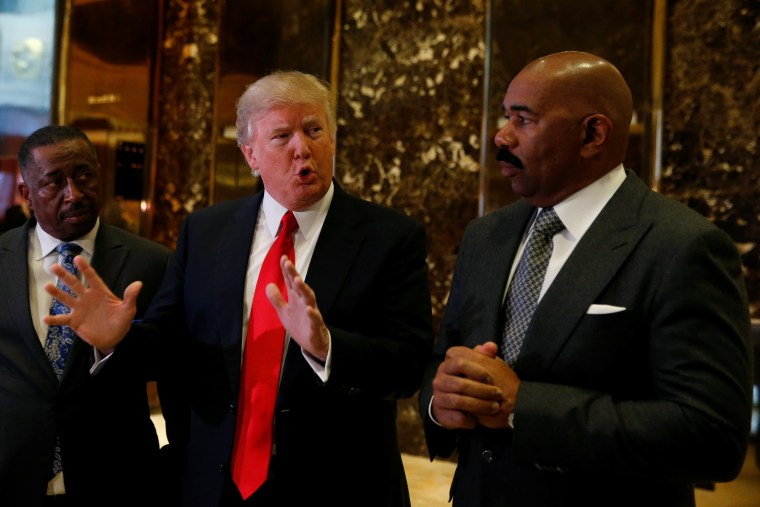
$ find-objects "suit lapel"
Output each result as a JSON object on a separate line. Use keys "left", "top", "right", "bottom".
{"left": 303, "top": 185, "right": 364, "bottom": 316}
{"left": 217, "top": 195, "right": 262, "bottom": 393}
{"left": 517, "top": 173, "right": 653, "bottom": 375}
{"left": 0, "top": 222, "right": 58, "bottom": 383}
{"left": 277, "top": 184, "right": 364, "bottom": 397}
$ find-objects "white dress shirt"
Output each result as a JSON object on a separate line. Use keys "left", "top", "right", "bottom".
{"left": 430, "top": 165, "right": 627, "bottom": 427}
{"left": 28, "top": 220, "right": 99, "bottom": 495}
{"left": 504, "top": 164, "right": 627, "bottom": 303}
{"left": 243, "top": 182, "right": 335, "bottom": 381}
{"left": 29, "top": 221, "right": 98, "bottom": 349}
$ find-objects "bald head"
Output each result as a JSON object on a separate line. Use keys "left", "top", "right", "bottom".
{"left": 494, "top": 51, "right": 635, "bottom": 207}
{"left": 520, "top": 51, "right": 634, "bottom": 162}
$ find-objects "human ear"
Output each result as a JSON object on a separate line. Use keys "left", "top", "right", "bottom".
{"left": 240, "top": 144, "right": 257, "bottom": 170}
{"left": 17, "top": 182, "right": 29, "bottom": 202}
{"left": 580, "top": 114, "right": 612, "bottom": 155}
{"left": 17, "top": 182, "right": 34, "bottom": 212}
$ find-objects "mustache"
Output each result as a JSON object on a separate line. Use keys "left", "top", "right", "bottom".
{"left": 495, "top": 147, "right": 523, "bottom": 169}
{"left": 61, "top": 202, "right": 95, "bottom": 218}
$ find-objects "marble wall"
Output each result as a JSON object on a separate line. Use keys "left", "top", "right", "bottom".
{"left": 661, "top": 0, "right": 760, "bottom": 318}
{"left": 145, "top": 0, "right": 760, "bottom": 458}
{"left": 336, "top": 0, "right": 486, "bottom": 456}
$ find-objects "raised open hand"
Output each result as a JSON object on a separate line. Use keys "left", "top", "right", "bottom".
{"left": 44, "top": 256, "right": 140, "bottom": 354}
{"left": 266, "top": 255, "right": 330, "bottom": 361}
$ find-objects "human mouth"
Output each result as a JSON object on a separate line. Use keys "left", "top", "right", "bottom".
{"left": 295, "top": 167, "right": 316, "bottom": 181}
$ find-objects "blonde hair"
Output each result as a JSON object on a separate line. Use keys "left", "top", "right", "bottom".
{"left": 235, "top": 71, "right": 336, "bottom": 145}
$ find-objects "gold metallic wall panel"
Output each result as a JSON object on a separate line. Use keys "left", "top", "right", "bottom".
{"left": 58, "top": 0, "right": 160, "bottom": 236}
{"left": 151, "top": 0, "right": 219, "bottom": 247}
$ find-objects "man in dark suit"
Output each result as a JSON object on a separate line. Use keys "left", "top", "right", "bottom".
{"left": 0, "top": 126, "right": 172, "bottom": 506}
{"left": 419, "top": 51, "right": 753, "bottom": 506}
{"left": 1, "top": 202, "right": 31, "bottom": 232}
{"left": 46, "top": 71, "right": 433, "bottom": 506}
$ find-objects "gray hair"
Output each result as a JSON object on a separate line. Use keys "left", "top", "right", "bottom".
{"left": 235, "top": 71, "right": 336, "bottom": 146}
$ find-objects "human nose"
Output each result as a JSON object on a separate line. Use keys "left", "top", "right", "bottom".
{"left": 291, "top": 131, "right": 312, "bottom": 159}
{"left": 64, "top": 178, "right": 84, "bottom": 201}
{"left": 494, "top": 121, "right": 516, "bottom": 149}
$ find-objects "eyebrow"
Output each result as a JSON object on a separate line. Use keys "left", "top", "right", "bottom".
{"left": 268, "top": 125, "right": 291, "bottom": 135}
{"left": 502, "top": 104, "right": 537, "bottom": 115}
{"left": 267, "top": 115, "right": 324, "bottom": 133}
{"left": 302, "top": 115, "right": 324, "bottom": 126}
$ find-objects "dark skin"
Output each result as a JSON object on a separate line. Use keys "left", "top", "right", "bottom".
{"left": 431, "top": 51, "right": 634, "bottom": 430}
{"left": 17, "top": 139, "right": 102, "bottom": 242}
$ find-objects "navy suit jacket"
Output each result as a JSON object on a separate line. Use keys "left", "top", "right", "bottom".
{"left": 0, "top": 220, "right": 172, "bottom": 507}
{"left": 419, "top": 171, "right": 752, "bottom": 507}
{"left": 147, "top": 182, "right": 433, "bottom": 507}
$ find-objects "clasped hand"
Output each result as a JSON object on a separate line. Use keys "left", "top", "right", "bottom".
{"left": 431, "top": 342, "right": 520, "bottom": 430}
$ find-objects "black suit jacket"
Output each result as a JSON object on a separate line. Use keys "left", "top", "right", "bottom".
{"left": 0, "top": 220, "right": 172, "bottom": 507}
{"left": 146, "top": 182, "right": 433, "bottom": 507}
{"left": 419, "top": 172, "right": 752, "bottom": 507}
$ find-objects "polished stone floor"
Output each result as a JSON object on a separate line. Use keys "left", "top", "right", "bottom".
{"left": 151, "top": 413, "right": 760, "bottom": 506}
{"left": 401, "top": 447, "right": 760, "bottom": 507}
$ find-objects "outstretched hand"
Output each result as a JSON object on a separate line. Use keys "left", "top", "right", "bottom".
{"left": 266, "top": 255, "right": 330, "bottom": 361}
{"left": 44, "top": 256, "right": 140, "bottom": 354}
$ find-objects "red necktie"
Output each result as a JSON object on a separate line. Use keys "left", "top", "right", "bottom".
{"left": 232, "top": 210, "right": 298, "bottom": 499}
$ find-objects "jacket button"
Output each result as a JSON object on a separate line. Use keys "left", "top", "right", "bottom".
{"left": 481, "top": 450, "right": 494, "bottom": 463}
{"left": 219, "top": 463, "right": 225, "bottom": 473}
{"left": 229, "top": 402, "right": 236, "bottom": 411}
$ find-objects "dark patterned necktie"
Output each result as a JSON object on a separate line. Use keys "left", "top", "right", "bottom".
{"left": 502, "top": 208, "right": 565, "bottom": 365}
{"left": 44, "top": 242, "right": 82, "bottom": 475}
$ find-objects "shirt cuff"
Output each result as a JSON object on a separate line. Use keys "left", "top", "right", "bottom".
{"left": 301, "top": 331, "right": 332, "bottom": 382}
{"left": 427, "top": 395, "right": 446, "bottom": 427}
{"left": 89, "top": 348, "right": 113, "bottom": 375}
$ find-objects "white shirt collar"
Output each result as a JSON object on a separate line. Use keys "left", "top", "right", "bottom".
{"left": 550, "top": 164, "right": 626, "bottom": 241}
{"left": 261, "top": 182, "right": 334, "bottom": 240}
{"left": 34, "top": 218, "right": 100, "bottom": 261}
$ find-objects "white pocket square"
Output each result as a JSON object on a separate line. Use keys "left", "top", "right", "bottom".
{"left": 586, "top": 304, "right": 626, "bottom": 315}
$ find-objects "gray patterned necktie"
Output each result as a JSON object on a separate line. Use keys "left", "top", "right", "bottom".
{"left": 44, "top": 242, "right": 82, "bottom": 476}
{"left": 501, "top": 208, "right": 565, "bottom": 365}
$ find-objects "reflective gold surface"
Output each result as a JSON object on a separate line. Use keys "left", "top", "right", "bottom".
{"left": 57, "top": 0, "right": 160, "bottom": 237}
{"left": 151, "top": 0, "right": 219, "bottom": 246}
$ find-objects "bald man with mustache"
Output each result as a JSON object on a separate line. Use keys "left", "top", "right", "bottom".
{"left": 420, "top": 51, "right": 752, "bottom": 507}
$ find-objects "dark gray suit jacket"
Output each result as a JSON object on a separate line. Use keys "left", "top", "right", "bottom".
{"left": 143, "top": 182, "right": 433, "bottom": 507}
{"left": 0, "top": 219, "right": 172, "bottom": 507}
{"left": 420, "top": 171, "right": 752, "bottom": 507}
